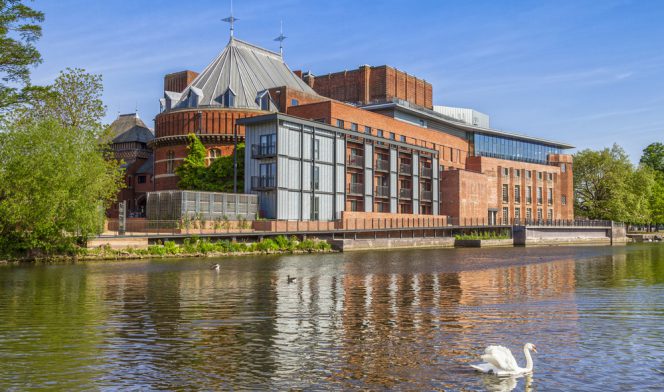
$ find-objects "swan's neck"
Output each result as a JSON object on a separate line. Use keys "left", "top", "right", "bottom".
{"left": 523, "top": 346, "right": 534, "bottom": 372}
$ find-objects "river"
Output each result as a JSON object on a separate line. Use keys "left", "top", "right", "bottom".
{"left": 1, "top": 244, "right": 663, "bottom": 391}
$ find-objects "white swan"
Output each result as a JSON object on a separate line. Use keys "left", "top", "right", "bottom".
{"left": 471, "top": 343, "right": 537, "bottom": 376}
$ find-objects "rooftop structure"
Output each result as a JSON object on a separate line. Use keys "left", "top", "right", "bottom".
{"left": 433, "top": 105, "right": 490, "bottom": 128}
{"left": 161, "top": 37, "right": 318, "bottom": 112}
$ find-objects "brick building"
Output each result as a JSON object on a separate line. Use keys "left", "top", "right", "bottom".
{"left": 146, "top": 34, "right": 574, "bottom": 224}
{"left": 108, "top": 113, "right": 154, "bottom": 217}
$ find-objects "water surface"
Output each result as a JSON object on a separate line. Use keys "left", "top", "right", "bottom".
{"left": 1, "top": 244, "right": 663, "bottom": 391}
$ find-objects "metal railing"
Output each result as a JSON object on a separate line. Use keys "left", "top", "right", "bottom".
{"left": 399, "top": 163, "right": 412, "bottom": 174}
{"left": 399, "top": 188, "right": 412, "bottom": 199}
{"left": 375, "top": 185, "right": 389, "bottom": 197}
{"left": 99, "top": 217, "right": 620, "bottom": 238}
{"left": 420, "top": 166, "right": 433, "bottom": 177}
{"left": 421, "top": 190, "right": 433, "bottom": 201}
{"left": 251, "top": 144, "right": 276, "bottom": 158}
{"left": 251, "top": 176, "right": 275, "bottom": 190}
{"left": 347, "top": 155, "right": 364, "bottom": 168}
{"left": 375, "top": 159, "right": 389, "bottom": 171}
{"left": 348, "top": 183, "right": 363, "bottom": 195}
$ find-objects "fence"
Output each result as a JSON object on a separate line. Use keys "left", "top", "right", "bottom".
{"left": 147, "top": 191, "right": 258, "bottom": 221}
{"left": 101, "top": 217, "right": 619, "bottom": 237}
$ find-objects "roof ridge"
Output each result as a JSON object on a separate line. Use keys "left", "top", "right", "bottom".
{"left": 230, "top": 37, "right": 282, "bottom": 60}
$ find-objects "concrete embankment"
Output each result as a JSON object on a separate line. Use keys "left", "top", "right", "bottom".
{"left": 331, "top": 237, "right": 455, "bottom": 251}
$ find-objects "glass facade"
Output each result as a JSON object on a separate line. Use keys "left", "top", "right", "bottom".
{"left": 473, "top": 133, "right": 563, "bottom": 164}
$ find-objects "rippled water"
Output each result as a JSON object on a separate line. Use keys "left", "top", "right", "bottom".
{"left": 1, "top": 244, "right": 663, "bottom": 391}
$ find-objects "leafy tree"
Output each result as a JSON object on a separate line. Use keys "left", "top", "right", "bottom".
{"left": 206, "top": 143, "right": 244, "bottom": 192}
{"left": 640, "top": 142, "right": 664, "bottom": 173}
{"left": 175, "top": 133, "right": 245, "bottom": 192}
{"left": 15, "top": 68, "right": 106, "bottom": 136}
{"left": 0, "top": 118, "right": 124, "bottom": 257}
{"left": 176, "top": 133, "right": 208, "bottom": 190}
{"left": 639, "top": 142, "right": 664, "bottom": 228}
{"left": 574, "top": 144, "right": 644, "bottom": 222}
{"left": 0, "top": 0, "right": 45, "bottom": 111}
{"left": 650, "top": 175, "right": 664, "bottom": 225}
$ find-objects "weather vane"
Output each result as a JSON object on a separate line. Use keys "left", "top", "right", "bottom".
{"left": 222, "top": 0, "right": 238, "bottom": 38}
{"left": 274, "top": 20, "right": 287, "bottom": 56}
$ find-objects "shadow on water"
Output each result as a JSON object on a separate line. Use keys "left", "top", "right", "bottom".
{"left": 0, "top": 244, "right": 663, "bottom": 390}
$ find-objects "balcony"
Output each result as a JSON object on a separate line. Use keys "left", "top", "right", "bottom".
{"left": 420, "top": 166, "right": 433, "bottom": 178}
{"left": 251, "top": 176, "right": 275, "bottom": 191}
{"left": 399, "top": 188, "right": 412, "bottom": 199}
{"left": 421, "top": 190, "right": 433, "bottom": 201}
{"left": 375, "top": 185, "right": 389, "bottom": 198}
{"left": 347, "top": 154, "right": 364, "bottom": 168}
{"left": 375, "top": 159, "right": 389, "bottom": 172}
{"left": 399, "top": 163, "right": 412, "bottom": 175}
{"left": 252, "top": 144, "right": 276, "bottom": 159}
{"left": 348, "top": 183, "right": 363, "bottom": 195}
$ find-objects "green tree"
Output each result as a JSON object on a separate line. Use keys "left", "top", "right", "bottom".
{"left": 639, "top": 142, "right": 664, "bottom": 228}
{"left": 574, "top": 144, "right": 640, "bottom": 222}
{"left": 15, "top": 68, "right": 106, "bottom": 136}
{"left": 176, "top": 133, "right": 208, "bottom": 190}
{"left": 0, "top": 118, "right": 124, "bottom": 257}
{"left": 206, "top": 143, "right": 244, "bottom": 192}
{"left": 640, "top": 142, "right": 664, "bottom": 173}
{"left": 0, "top": 0, "right": 45, "bottom": 111}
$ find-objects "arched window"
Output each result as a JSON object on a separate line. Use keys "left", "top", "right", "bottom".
{"left": 223, "top": 88, "right": 235, "bottom": 107}
{"left": 208, "top": 148, "right": 222, "bottom": 163}
{"left": 166, "top": 150, "right": 175, "bottom": 174}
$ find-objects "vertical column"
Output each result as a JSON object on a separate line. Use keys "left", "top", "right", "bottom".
{"left": 412, "top": 153, "right": 419, "bottom": 214}
{"left": 432, "top": 156, "right": 440, "bottom": 215}
{"left": 364, "top": 143, "right": 373, "bottom": 212}
{"left": 390, "top": 148, "right": 398, "bottom": 213}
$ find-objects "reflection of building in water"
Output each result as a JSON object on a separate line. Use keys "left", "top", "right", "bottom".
{"left": 457, "top": 259, "right": 577, "bottom": 306}
{"left": 334, "top": 264, "right": 464, "bottom": 389}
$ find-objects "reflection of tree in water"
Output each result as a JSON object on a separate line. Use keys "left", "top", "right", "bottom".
{"left": 575, "top": 245, "right": 664, "bottom": 287}
{"left": 0, "top": 265, "right": 106, "bottom": 390}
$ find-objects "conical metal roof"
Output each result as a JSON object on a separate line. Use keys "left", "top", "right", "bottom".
{"left": 172, "top": 37, "right": 317, "bottom": 109}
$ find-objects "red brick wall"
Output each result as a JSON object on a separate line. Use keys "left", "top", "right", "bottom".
{"left": 302, "top": 65, "right": 433, "bottom": 109}
{"left": 164, "top": 70, "right": 199, "bottom": 93}
{"left": 466, "top": 155, "right": 574, "bottom": 221}
{"left": 440, "top": 169, "right": 490, "bottom": 222}
{"left": 155, "top": 108, "right": 268, "bottom": 138}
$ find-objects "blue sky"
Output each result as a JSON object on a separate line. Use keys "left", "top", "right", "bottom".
{"left": 31, "top": 0, "right": 664, "bottom": 161}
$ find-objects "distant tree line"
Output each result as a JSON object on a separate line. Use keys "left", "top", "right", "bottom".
{"left": 0, "top": 1, "right": 124, "bottom": 258}
{"left": 574, "top": 143, "right": 664, "bottom": 229}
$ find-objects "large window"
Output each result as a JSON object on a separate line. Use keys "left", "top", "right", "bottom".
{"left": 313, "top": 138, "right": 320, "bottom": 161}
{"left": 312, "top": 166, "right": 320, "bottom": 190}
{"left": 502, "top": 184, "right": 509, "bottom": 203}
{"left": 474, "top": 133, "right": 563, "bottom": 164}
{"left": 166, "top": 150, "right": 175, "bottom": 174}
{"left": 311, "top": 196, "right": 319, "bottom": 220}
{"left": 526, "top": 186, "right": 532, "bottom": 204}
{"left": 502, "top": 207, "right": 509, "bottom": 225}
{"left": 515, "top": 185, "right": 521, "bottom": 203}
{"left": 208, "top": 148, "right": 222, "bottom": 162}
{"left": 548, "top": 188, "right": 553, "bottom": 205}
{"left": 537, "top": 187, "right": 543, "bottom": 205}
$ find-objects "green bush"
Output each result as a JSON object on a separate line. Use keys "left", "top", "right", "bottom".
{"left": 454, "top": 230, "right": 511, "bottom": 240}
